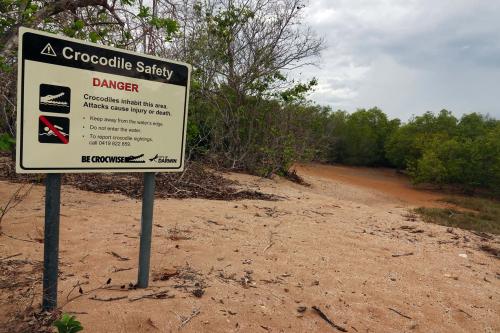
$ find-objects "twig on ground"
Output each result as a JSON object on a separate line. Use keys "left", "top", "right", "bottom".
{"left": 206, "top": 219, "right": 222, "bottom": 226}
{"left": 106, "top": 251, "right": 130, "bottom": 261}
{"left": 1, "top": 232, "right": 38, "bottom": 243}
{"left": 112, "top": 266, "right": 133, "bottom": 273}
{"left": 179, "top": 308, "right": 200, "bottom": 328}
{"left": 388, "top": 307, "right": 412, "bottom": 320}
{"left": 129, "top": 289, "right": 173, "bottom": 302}
{"left": 79, "top": 254, "right": 89, "bottom": 263}
{"left": 60, "top": 278, "right": 112, "bottom": 307}
{"left": 458, "top": 309, "right": 473, "bottom": 318}
{"left": 89, "top": 295, "right": 127, "bottom": 302}
{"left": 479, "top": 244, "right": 499, "bottom": 258}
{"left": 66, "top": 311, "right": 88, "bottom": 315}
{"left": 470, "top": 231, "right": 494, "bottom": 240}
{"left": 304, "top": 210, "right": 334, "bottom": 216}
{"left": 263, "top": 231, "right": 276, "bottom": 252}
{"left": 123, "top": 235, "right": 138, "bottom": 239}
{"left": 0, "top": 252, "right": 21, "bottom": 261}
{"left": 311, "top": 306, "right": 347, "bottom": 332}
{"left": 391, "top": 252, "right": 414, "bottom": 258}
{"left": 66, "top": 281, "right": 89, "bottom": 301}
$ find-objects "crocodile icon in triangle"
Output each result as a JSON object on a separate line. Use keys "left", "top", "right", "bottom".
{"left": 41, "top": 43, "right": 57, "bottom": 57}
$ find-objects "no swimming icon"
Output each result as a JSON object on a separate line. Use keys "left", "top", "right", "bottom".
{"left": 39, "top": 115, "right": 70, "bottom": 144}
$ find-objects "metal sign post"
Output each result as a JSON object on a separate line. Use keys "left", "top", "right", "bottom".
{"left": 42, "top": 174, "right": 61, "bottom": 310}
{"left": 137, "top": 172, "right": 155, "bottom": 288}
{"left": 41, "top": 172, "right": 157, "bottom": 309}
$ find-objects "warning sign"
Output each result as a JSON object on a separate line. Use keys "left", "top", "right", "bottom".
{"left": 40, "top": 43, "right": 57, "bottom": 57}
{"left": 16, "top": 27, "right": 191, "bottom": 173}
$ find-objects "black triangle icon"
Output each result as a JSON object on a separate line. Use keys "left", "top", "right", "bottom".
{"left": 41, "top": 43, "right": 57, "bottom": 57}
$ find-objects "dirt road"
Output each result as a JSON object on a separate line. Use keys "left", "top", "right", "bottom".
{"left": 1, "top": 164, "right": 498, "bottom": 332}
{"left": 294, "top": 163, "right": 447, "bottom": 208}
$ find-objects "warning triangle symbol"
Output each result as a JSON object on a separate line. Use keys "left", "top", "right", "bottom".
{"left": 41, "top": 43, "right": 57, "bottom": 57}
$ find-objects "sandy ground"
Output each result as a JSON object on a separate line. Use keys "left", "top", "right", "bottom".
{"left": 0, "top": 163, "right": 499, "bottom": 332}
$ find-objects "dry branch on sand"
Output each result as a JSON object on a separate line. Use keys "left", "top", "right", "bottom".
{"left": 179, "top": 308, "right": 201, "bottom": 328}
{"left": 388, "top": 307, "right": 412, "bottom": 320}
{"left": 311, "top": 306, "right": 347, "bottom": 332}
{"left": 106, "top": 251, "right": 130, "bottom": 261}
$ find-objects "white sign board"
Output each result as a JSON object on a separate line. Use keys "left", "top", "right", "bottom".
{"left": 16, "top": 27, "right": 191, "bottom": 173}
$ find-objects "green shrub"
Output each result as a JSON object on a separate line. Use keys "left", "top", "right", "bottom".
{"left": 53, "top": 314, "right": 83, "bottom": 333}
{"left": 0, "top": 133, "right": 15, "bottom": 152}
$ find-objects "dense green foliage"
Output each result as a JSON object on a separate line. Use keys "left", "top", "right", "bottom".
{"left": 326, "top": 107, "right": 400, "bottom": 166}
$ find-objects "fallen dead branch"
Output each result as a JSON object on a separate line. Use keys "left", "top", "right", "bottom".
{"left": 89, "top": 295, "right": 127, "bottom": 302}
{"left": 479, "top": 244, "right": 499, "bottom": 259}
{"left": 61, "top": 278, "right": 117, "bottom": 307}
{"left": 0, "top": 252, "right": 21, "bottom": 261}
{"left": 388, "top": 307, "right": 412, "bottom": 320}
{"left": 458, "top": 308, "right": 473, "bottom": 318}
{"left": 112, "top": 266, "right": 133, "bottom": 273}
{"left": 66, "top": 281, "right": 90, "bottom": 302}
{"left": 106, "top": 251, "right": 130, "bottom": 261}
{"left": 152, "top": 268, "right": 179, "bottom": 281}
{"left": 263, "top": 231, "right": 276, "bottom": 252}
{"left": 304, "top": 209, "right": 335, "bottom": 216}
{"left": 206, "top": 219, "right": 222, "bottom": 226}
{"left": 391, "top": 252, "right": 414, "bottom": 258}
{"left": 470, "top": 231, "right": 494, "bottom": 240}
{"left": 311, "top": 306, "right": 347, "bottom": 332}
{"left": 179, "top": 308, "right": 200, "bottom": 328}
{"left": 66, "top": 311, "right": 88, "bottom": 315}
{"left": 1, "top": 231, "right": 38, "bottom": 243}
{"left": 283, "top": 169, "right": 310, "bottom": 186}
{"left": 129, "top": 289, "right": 173, "bottom": 302}
{"left": 78, "top": 254, "right": 89, "bottom": 263}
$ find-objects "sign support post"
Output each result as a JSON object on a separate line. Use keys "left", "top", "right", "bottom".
{"left": 42, "top": 173, "right": 61, "bottom": 310}
{"left": 137, "top": 172, "right": 155, "bottom": 288}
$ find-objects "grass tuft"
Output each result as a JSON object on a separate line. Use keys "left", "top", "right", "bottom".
{"left": 414, "top": 196, "right": 500, "bottom": 235}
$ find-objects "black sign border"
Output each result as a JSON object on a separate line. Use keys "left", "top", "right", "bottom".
{"left": 19, "top": 28, "right": 190, "bottom": 172}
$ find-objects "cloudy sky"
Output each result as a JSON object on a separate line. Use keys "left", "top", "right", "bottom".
{"left": 300, "top": 0, "right": 500, "bottom": 121}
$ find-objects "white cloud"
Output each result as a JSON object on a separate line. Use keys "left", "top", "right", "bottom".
{"left": 298, "top": 0, "right": 500, "bottom": 120}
